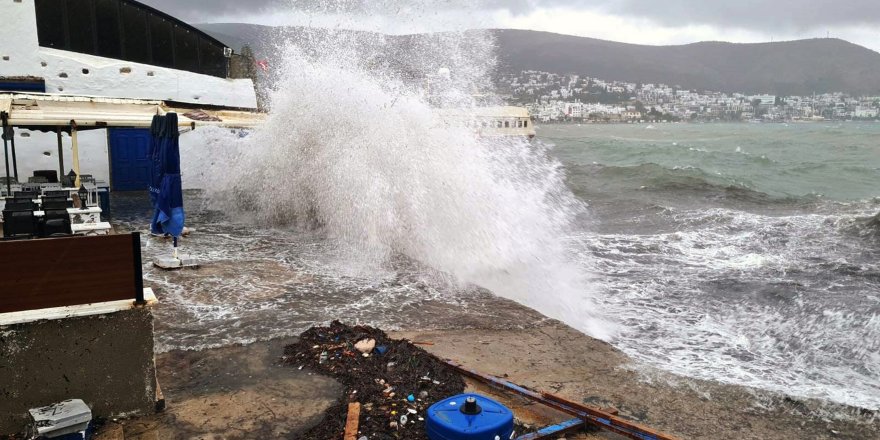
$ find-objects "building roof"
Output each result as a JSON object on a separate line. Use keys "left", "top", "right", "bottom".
{"left": 122, "top": 0, "right": 229, "bottom": 50}
{"left": 437, "top": 106, "right": 532, "bottom": 118}
{"left": 0, "top": 93, "right": 264, "bottom": 130}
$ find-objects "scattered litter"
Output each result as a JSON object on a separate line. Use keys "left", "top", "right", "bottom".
{"left": 283, "top": 321, "right": 466, "bottom": 440}
{"left": 28, "top": 399, "right": 92, "bottom": 439}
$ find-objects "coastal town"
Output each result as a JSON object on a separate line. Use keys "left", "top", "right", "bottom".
{"left": 499, "top": 70, "right": 880, "bottom": 123}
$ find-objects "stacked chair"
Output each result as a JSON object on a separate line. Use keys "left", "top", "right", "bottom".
{"left": 2, "top": 197, "right": 38, "bottom": 239}
{"left": 40, "top": 209, "right": 72, "bottom": 237}
{"left": 2, "top": 193, "right": 73, "bottom": 239}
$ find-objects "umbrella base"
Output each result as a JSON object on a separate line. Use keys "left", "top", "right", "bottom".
{"left": 153, "top": 255, "right": 200, "bottom": 270}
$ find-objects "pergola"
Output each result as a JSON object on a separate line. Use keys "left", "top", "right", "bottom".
{"left": 1, "top": 93, "right": 265, "bottom": 193}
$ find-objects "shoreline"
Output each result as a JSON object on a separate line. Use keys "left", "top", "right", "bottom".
{"left": 94, "top": 318, "right": 878, "bottom": 439}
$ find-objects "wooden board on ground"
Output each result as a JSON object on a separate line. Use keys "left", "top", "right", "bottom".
{"left": 344, "top": 402, "right": 360, "bottom": 440}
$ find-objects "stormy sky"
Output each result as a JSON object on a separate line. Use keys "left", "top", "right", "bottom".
{"left": 139, "top": 0, "right": 880, "bottom": 52}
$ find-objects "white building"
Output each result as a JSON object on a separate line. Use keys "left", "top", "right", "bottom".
{"left": 1, "top": 0, "right": 258, "bottom": 188}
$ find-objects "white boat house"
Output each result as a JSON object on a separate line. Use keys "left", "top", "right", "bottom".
{"left": 0, "top": 0, "right": 259, "bottom": 191}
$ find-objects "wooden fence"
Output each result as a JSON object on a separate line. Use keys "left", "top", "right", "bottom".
{"left": 0, "top": 233, "right": 144, "bottom": 313}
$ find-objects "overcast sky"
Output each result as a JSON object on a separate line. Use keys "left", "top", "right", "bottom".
{"left": 140, "top": 0, "right": 880, "bottom": 52}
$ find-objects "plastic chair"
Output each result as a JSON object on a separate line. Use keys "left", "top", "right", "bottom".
{"left": 33, "top": 170, "right": 59, "bottom": 184}
{"left": 41, "top": 200, "right": 72, "bottom": 210}
{"left": 3, "top": 210, "right": 37, "bottom": 239}
{"left": 40, "top": 210, "right": 72, "bottom": 237}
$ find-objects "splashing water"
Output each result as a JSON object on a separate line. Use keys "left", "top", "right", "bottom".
{"left": 188, "top": 27, "right": 616, "bottom": 340}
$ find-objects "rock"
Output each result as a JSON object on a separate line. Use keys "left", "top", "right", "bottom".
{"left": 355, "top": 338, "right": 377, "bottom": 353}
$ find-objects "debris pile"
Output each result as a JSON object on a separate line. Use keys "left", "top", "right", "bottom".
{"left": 283, "top": 321, "right": 466, "bottom": 440}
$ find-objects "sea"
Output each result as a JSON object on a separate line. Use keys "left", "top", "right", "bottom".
{"left": 545, "top": 122, "right": 880, "bottom": 411}
{"left": 118, "top": 121, "right": 880, "bottom": 414}
{"left": 113, "top": 24, "right": 879, "bottom": 413}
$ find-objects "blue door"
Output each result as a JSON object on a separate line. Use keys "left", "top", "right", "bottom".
{"left": 109, "top": 128, "right": 151, "bottom": 191}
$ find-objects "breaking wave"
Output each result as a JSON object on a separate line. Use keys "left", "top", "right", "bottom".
{"left": 188, "top": 28, "right": 615, "bottom": 339}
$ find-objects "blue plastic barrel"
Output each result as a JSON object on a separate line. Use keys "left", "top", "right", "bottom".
{"left": 426, "top": 393, "right": 514, "bottom": 440}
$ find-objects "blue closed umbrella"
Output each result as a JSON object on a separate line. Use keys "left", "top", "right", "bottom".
{"left": 148, "top": 114, "right": 164, "bottom": 235}
{"left": 151, "top": 113, "right": 185, "bottom": 250}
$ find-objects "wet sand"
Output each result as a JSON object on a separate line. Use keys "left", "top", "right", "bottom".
{"left": 93, "top": 318, "right": 878, "bottom": 439}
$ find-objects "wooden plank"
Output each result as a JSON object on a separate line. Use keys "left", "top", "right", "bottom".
{"left": 0, "top": 233, "right": 140, "bottom": 313}
{"left": 343, "top": 402, "right": 360, "bottom": 440}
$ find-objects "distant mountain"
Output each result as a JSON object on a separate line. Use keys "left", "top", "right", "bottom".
{"left": 493, "top": 29, "right": 880, "bottom": 96}
{"left": 197, "top": 24, "right": 880, "bottom": 96}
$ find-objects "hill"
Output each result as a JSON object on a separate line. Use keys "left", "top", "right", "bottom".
{"left": 196, "top": 24, "right": 880, "bottom": 96}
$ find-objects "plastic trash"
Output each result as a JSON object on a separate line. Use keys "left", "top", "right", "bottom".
{"left": 355, "top": 338, "right": 376, "bottom": 353}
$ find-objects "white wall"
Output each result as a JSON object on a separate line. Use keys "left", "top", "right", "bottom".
{"left": 0, "top": 0, "right": 258, "bottom": 109}
{"left": 6, "top": 129, "right": 110, "bottom": 183}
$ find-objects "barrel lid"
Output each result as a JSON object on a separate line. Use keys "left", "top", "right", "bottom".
{"left": 427, "top": 393, "right": 513, "bottom": 439}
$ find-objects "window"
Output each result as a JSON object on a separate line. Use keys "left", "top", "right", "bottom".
{"left": 67, "top": 0, "right": 95, "bottom": 55}
{"left": 174, "top": 26, "right": 199, "bottom": 73}
{"left": 149, "top": 14, "right": 174, "bottom": 68}
{"left": 120, "top": 2, "right": 150, "bottom": 64}
{"left": 524, "top": 120, "right": 529, "bottom": 127}
{"left": 95, "top": 0, "right": 121, "bottom": 58}
{"left": 34, "top": 0, "right": 66, "bottom": 49}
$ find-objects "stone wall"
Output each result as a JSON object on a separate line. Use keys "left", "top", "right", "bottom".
{"left": 0, "top": 307, "right": 157, "bottom": 435}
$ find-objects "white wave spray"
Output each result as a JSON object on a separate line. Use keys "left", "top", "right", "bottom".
{"left": 192, "top": 25, "right": 616, "bottom": 339}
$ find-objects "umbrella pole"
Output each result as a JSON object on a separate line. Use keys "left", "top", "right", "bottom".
{"left": 1, "top": 112, "right": 10, "bottom": 194}
{"left": 172, "top": 236, "right": 179, "bottom": 259}
{"left": 9, "top": 127, "right": 17, "bottom": 181}
{"left": 71, "top": 121, "right": 82, "bottom": 188}
{"left": 57, "top": 128, "right": 64, "bottom": 183}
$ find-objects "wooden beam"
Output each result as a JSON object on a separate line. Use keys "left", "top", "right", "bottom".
{"left": 343, "top": 402, "right": 360, "bottom": 440}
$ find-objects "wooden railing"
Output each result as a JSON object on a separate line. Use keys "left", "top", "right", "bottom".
{"left": 0, "top": 233, "right": 144, "bottom": 313}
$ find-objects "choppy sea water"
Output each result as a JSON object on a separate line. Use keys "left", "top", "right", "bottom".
{"left": 116, "top": 122, "right": 879, "bottom": 412}
{"left": 546, "top": 122, "right": 880, "bottom": 411}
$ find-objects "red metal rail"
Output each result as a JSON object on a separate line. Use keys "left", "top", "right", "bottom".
{"left": 445, "top": 360, "right": 680, "bottom": 440}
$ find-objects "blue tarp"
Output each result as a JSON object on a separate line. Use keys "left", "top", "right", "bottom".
{"left": 149, "top": 113, "right": 185, "bottom": 238}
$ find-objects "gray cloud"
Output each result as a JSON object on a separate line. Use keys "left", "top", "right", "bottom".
{"left": 139, "top": 0, "right": 880, "bottom": 31}
{"left": 138, "top": 0, "right": 283, "bottom": 21}
{"left": 603, "top": 0, "right": 880, "bottom": 31}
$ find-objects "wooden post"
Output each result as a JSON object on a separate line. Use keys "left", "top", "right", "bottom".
{"left": 343, "top": 402, "right": 360, "bottom": 440}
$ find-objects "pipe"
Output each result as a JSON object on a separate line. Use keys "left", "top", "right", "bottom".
{"left": 444, "top": 360, "right": 680, "bottom": 440}
{"left": 515, "top": 419, "right": 585, "bottom": 440}
{"left": 70, "top": 120, "right": 81, "bottom": 188}
{"left": 57, "top": 128, "right": 64, "bottom": 182}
